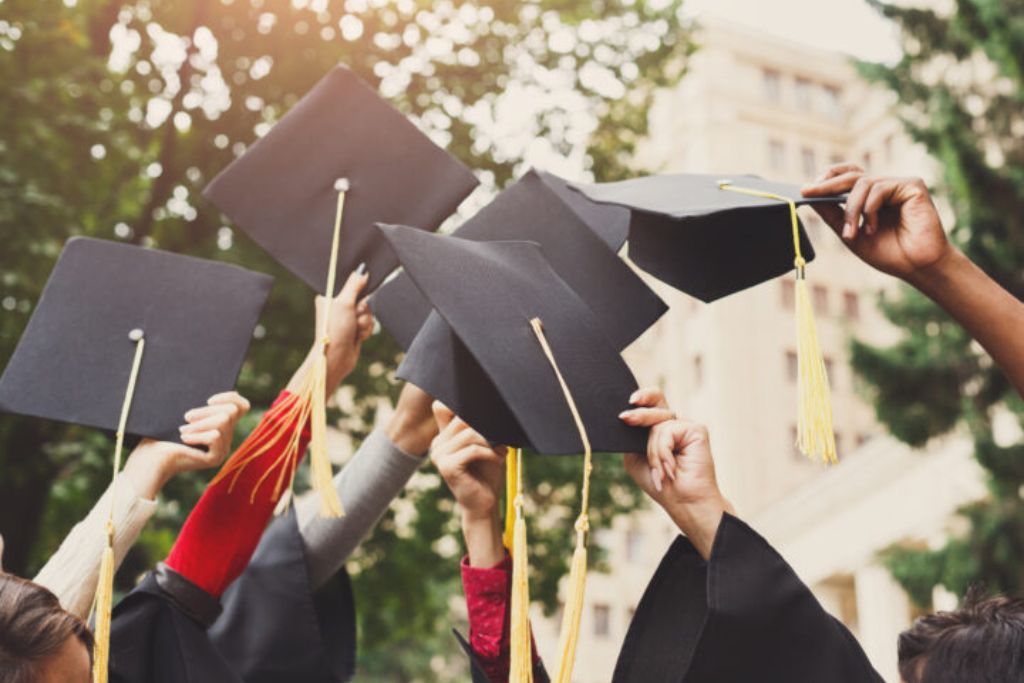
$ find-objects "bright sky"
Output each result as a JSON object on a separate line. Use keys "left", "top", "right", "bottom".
{"left": 684, "top": 0, "right": 903, "bottom": 63}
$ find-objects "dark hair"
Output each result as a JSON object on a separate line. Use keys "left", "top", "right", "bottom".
{"left": 898, "top": 585, "right": 1024, "bottom": 683}
{"left": 0, "top": 572, "right": 93, "bottom": 683}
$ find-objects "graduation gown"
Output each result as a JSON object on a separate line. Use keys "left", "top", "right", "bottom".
{"left": 612, "top": 513, "right": 884, "bottom": 683}
{"left": 109, "top": 509, "right": 356, "bottom": 683}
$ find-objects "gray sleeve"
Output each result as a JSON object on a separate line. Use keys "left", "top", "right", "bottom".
{"left": 296, "top": 429, "right": 424, "bottom": 589}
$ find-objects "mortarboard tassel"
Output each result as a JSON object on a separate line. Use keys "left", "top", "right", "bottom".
{"left": 503, "top": 445, "right": 519, "bottom": 550}
{"left": 718, "top": 182, "right": 837, "bottom": 464}
{"left": 529, "top": 318, "right": 593, "bottom": 683}
{"left": 211, "top": 184, "right": 351, "bottom": 517}
{"left": 508, "top": 447, "right": 534, "bottom": 683}
{"left": 92, "top": 329, "right": 147, "bottom": 683}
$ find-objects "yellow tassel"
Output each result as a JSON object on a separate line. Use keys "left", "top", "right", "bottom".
{"left": 508, "top": 451, "right": 533, "bottom": 683}
{"left": 794, "top": 271, "right": 837, "bottom": 463}
{"left": 503, "top": 447, "right": 518, "bottom": 551}
{"left": 553, "top": 525, "right": 589, "bottom": 683}
{"left": 528, "top": 318, "right": 594, "bottom": 683}
{"left": 91, "top": 330, "right": 146, "bottom": 683}
{"left": 717, "top": 181, "right": 837, "bottom": 464}
{"left": 210, "top": 186, "right": 351, "bottom": 515}
{"left": 91, "top": 529, "right": 115, "bottom": 683}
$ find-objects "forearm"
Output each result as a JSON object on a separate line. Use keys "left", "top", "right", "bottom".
{"left": 463, "top": 508, "right": 504, "bottom": 569}
{"left": 34, "top": 474, "right": 157, "bottom": 618}
{"left": 296, "top": 430, "right": 423, "bottom": 589}
{"left": 664, "top": 495, "right": 734, "bottom": 561}
{"left": 908, "top": 247, "right": 1024, "bottom": 397}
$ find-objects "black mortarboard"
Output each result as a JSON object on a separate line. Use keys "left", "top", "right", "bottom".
{"left": 204, "top": 64, "right": 478, "bottom": 295}
{"left": 0, "top": 237, "right": 272, "bottom": 442}
{"left": 378, "top": 224, "right": 646, "bottom": 455}
{"left": 570, "top": 173, "right": 843, "bottom": 301}
{"left": 535, "top": 170, "right": 631, "bottom": 251}
{"left": 371, "top": 169, "right": 665, "bottom": 352}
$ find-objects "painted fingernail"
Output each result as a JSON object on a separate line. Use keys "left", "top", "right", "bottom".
{"left": 619, "top": 411, "right": 632, "bottom": 422}
{"left": 842, "top": 223, "right": 853, "bottom": 239}
{"left": 629, "top": 390, "right": 641, "bottom": 404}
{"left": 356, "top": 262, "right": 367, "bottom": 276}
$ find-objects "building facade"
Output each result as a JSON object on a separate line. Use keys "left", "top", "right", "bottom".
{"left": 530, "top": 19, "right": 985, "bottom": 683}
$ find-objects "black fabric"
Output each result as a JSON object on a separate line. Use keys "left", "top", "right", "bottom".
{"left": 452, "top": 629, "right": 550, "bottom": 683}
{"left": 535, "top": 170, "right": 630, "bottom": 252}
{"left": 0, "top": 237, "right": 272, "bottom": 442}
{"left": 109, "top": 510, "right": 356, "bottom": 683}
{"left": 570, "top": 174, "right": 842, "bottom": 302}
{"left": 613, "top": 514, "right": 885, "bottom": 683}
{"left": 152, "top": 562, "right": 222, "bottom": 628}
{"left": 204, "top": 65, "right": 478, "bottom": 295}
{"left": 371, "top": 169, "right": 665, "bottom": 352}
{"left": 381, "top": 225, "right": 647, "bottom": 455}
{"left": 211, "top": 509, "right": 357, "bottom": 683}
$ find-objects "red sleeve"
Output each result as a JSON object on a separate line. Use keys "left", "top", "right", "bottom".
{"left": 462, "top": 553, "right": 542, "bottom": 683}
{"left": 165, "top": 390, "right": 310, "bottom": 597}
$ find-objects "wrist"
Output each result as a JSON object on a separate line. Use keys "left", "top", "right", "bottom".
{"left": 461, "top": 507, "right": 504, "bottom": 568}
{"left": 122, "top": 447, "right": 176, "bottom": 501}
{"left": 664, "top": 494, "right": 728, "bottom": 561}
{"left": 386, "top": 403, "right": 436, "bottom": 457}
{"left": 904, "top": 243, "right": 965, "bottom": 296}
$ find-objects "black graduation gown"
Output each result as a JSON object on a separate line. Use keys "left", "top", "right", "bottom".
{"left": 453, "top": 629, "right": 550, "bottom": 683}
{"left": 109, "top": 509, "right": 356, "bottom": 683}
{"left": 612, "top": 513, "right": 885, "bottom": 683}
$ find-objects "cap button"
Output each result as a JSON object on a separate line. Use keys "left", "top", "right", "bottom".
{"left": 334, "top": 177, "right": 350, "bottom": 192}
{"left": 128, "top": 328, "right": 144, "bottom": 342}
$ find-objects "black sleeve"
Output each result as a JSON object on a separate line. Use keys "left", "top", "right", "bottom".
{"left": 614, "top": 513, "right": 885, "bottom": 683}
{"left": 208, "top": 509, "right": 357, "bottom": 683}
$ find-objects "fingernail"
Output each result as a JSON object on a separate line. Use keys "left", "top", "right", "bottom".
{"left": 842, "top": 223, "right": 853, "bottom": 239}
{"left": 652, "top": 468, "right": 663, "bottom": 493}
{"left": 629, "top": 390, "right": 640, "bottom": 404}
{"left": 356, "top": 262, "right": 367, "bottom": 276}
{"left": 619, "top": 411, "right": 632, "bottom": 421}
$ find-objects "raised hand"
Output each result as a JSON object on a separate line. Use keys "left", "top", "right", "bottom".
{"left": 619, "top": 387, "right": 678, "bottom": 492}
{"left": 122, "top": 391, "right": 251, "bottom": 499}
{"left": 317, "top": 266, "right": 375, "bottom": 391}
{"left": 623, "top": 417, "right": 732, "bottom": 560}
{"left": 430, "top": 402, "right": 506, "bottom": 567}
{"left": 801, "top": 163, "right": 951, "bottom": 281}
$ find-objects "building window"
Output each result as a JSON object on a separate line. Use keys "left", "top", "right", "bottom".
{"left": 830, "top": 152, "right": 844, "bottom": 166}
{"left": 693, "top": 355, "right": 703, "bottom": 389}
{"left": 856, "top": 433, "right": 871, "bottom": 448}
{"left": 813, "top": 284, "right": 829, "bottom": 316}
{"left": 843, "top": 291, "right": 860, "bottom": 321}
{"left": 768, "top": 139, "right": 786, "bottom": 171}
{"left": 801, "top": 147, "right": 817, "bottom": 178}
{"left": 762, "top": 68, "right": 782, "bottom": 102}
{"left": 626, "top": 605, "right": 637, "bottom": 626}
{"left": 822, "top": 85, "right": 842, "bottom": 121}
{"left": 795, "top": 77, "right": 813, "bottom": 110}
{"left": 625, "top": 528, "right": 644, "bottom": 564}
{"left": 824, "top": 356, "right": 836, "bottom": 389}
{"left": 884, "top": 135, "right": 895, "bottom": 162}
{"left": 786, "top": 350, "right": 798, "bottom": 383}
{"left": 781, "top": 279, "right": 796, "bottom": 310}
{"left": 862, "top": 150, "right": 873, "bottom": 170}
{"left": 594, "top": 604, "right": 611, "bottom": 638}
{"left": 834, "top": 432, "right": 842, "bottom": 458}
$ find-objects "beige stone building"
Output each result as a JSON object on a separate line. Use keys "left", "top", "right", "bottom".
{"left": 530, "top": 19, "right": 986, "bottom": 683}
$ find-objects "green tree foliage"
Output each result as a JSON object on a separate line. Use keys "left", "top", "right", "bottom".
{"left": 0, "top": 0, "right": 693, "bottom": 678}
{"left": 857, "top": 0, "right": 1024, "bottom": 606}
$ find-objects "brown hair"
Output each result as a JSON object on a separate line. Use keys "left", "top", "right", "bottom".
{"left": 0, "top": 572, "right": 93, "bottom": 683}
{"left": 898, "top": 585, "right": 1024, "bottom": 683}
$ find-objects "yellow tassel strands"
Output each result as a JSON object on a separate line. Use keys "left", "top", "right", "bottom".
{"left": 718, "top": 181, "right": 837, "bottom": 464}
{"left": 528, "top": 318, "right": 594, "bottom": 683}
{"left": 508, "top": 448, "right": 534, "bottom": 683}
{"left": 211, "top": 183, "right": 352, "bottom": 517}
{"left": 92, "top": 329, "right": 146, "bottom": 683}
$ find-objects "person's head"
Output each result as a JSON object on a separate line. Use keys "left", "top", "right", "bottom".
{"left": 0, "top": 572, "right": 93, "bottom": 683}
{"left": 898, "top": 586, "right": 1024, "bottom": 683}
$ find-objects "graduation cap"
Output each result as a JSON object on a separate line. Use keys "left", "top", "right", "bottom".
{"left": 0, "top": 237, "right": 272, "bottom": 678}
{"left": 371, "top": 169, "right": 665, "bottom": 352}
{"left": 204, "top": 65, "right": 477, "bottom": 516}
{"left": 203, "top": 64, "right": 478, "bottom": 297}
{"left": 572, "top": 173, "right": 844, "bottom": 464}
{"left": 379, "top": 223, "right": 642, "bottom": 681}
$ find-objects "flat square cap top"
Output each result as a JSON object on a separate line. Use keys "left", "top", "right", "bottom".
{"left": 380, "top": 224, "right": 646, "bottom": 455}
{"left": 204, "top": 65, "right": 479, "bottom": 295}
{"left": 371, "top": 169, "right": 666, "bottom": 352}
{"left": 570, "top": 173, "right": 844, "bottom": 302}
{"left": 0, "top": 238, "right": 273, "bottom": 441}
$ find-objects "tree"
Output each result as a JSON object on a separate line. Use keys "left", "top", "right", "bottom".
{"left": 854, "top": 0, "right": 1024, "bottom": 608}
{"left": 0, "top": 1, "right": 693, "bottom": 678}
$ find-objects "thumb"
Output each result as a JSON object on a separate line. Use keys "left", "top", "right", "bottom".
{"left": 337, "top": 265, "right": 370, "bottom": 307}
{"left": 432, "top": 401, "right": 455, "bottom": 431}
